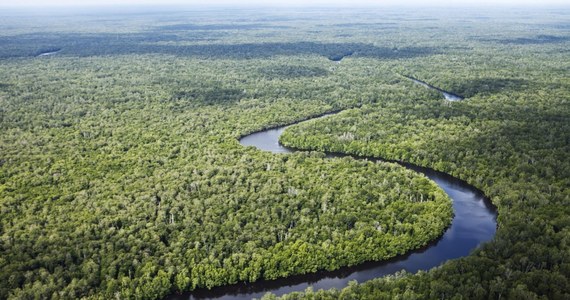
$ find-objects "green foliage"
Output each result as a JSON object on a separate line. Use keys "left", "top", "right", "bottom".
{"left": 258, "top": 65, "right": 330, "bottom": 79}
{"left": 277, "top": 14, "right": 570, "bottom": 299}
{"left": 0, "top": 20, "right": 451, "bottom": 300}
{"left": 1, "top": 5, "right": 569, "bottom": 300}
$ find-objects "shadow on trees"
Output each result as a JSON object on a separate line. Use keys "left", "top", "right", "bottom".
{"left": 494, "top": 35, "right": 570, "bottom": 45}
{"left": 0, "top": 32, "right": 440, "bottom": 61}
{"left": 446, "top": 78, "right": 530, "bottom": 98}
{"left": 319, "top": 22, "right": 398, "bottom": 29}
{"left": 173, "top": 87, "right": 244, "bottom": 106}
{"left": 258, "top": 65, "right": 330, "bottom": 79}
{"left": 156, "top": 23, "right": 290, "bottom": 31}
{"left": 383, "top": 93, "right": 568, "bottom": 125}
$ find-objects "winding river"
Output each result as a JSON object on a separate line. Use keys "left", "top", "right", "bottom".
{"left": 167, "top": 103, "right": 497, "bottom": 299}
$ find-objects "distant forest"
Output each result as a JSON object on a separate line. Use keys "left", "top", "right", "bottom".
{"left": 0, "top": 6, "right": 568, "bottom": 300}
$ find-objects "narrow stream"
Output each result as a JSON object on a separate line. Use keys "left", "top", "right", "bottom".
{"left": 166, "top": 109, "right": 497, "bottom": 300}
{"left": 37, "top": 49, "right": 62, "bottom": 57}
{"left": 402, "top": 75, "right": 464, "bottom": 101}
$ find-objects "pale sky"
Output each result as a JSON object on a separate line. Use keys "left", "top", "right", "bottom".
{"left": 1, "top": 0, "right": 569, "bottom": 7}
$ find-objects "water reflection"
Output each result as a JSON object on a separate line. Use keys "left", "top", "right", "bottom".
{"left": 166, "top": 116, "right": 496, "bottom": 300}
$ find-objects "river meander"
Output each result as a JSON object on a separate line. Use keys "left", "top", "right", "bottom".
{"left": 166, "top": 109, "right": 497, "bottom": 300}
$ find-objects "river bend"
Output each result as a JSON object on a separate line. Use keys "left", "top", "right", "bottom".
{"left": 167, "top": 109, "right": 497, "bottom": 300}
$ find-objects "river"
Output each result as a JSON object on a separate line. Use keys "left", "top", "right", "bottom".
{"left": 166, "top": 109, "right": 497, "bottom": 300}
{"left": 37, "top": 49, "right": 61, "bottom": 57}
{"left": 402, "top": 75, "right": 464, "bottom": 101}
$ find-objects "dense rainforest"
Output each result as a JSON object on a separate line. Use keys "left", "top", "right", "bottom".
{"left": 0, "top": 6, "right": 569, "bottom": 300}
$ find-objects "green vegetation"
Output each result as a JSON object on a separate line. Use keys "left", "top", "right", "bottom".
{"left": 0, "top": 54, "right": 454, "bottom": 299}
{"left": 1, "top": 5, "right": 569, "bottom": 300}
{"left": 276, "top": 14, "right": 570, "bottom": 300}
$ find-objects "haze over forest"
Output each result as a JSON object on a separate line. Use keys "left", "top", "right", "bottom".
{"left": 0, "top": 2, "right": 568, "bottom": 300}
{"left": 2, "top": 0, "right": 570, "bottom": 7}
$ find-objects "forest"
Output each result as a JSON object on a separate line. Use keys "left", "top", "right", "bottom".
{"left": 0, "top": 5, "right": 569, "bottom": 300}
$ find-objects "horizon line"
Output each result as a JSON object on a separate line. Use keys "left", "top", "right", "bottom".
{"left": 2, "top": 3, "right": 570, "bottom": 8}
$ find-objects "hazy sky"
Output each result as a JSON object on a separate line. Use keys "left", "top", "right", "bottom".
{"left": 1, "top": 0, "right": 569, "bottom": 7}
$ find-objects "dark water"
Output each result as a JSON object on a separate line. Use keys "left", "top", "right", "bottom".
{"left": 328, "top": 51, "right": 354, "bottom": 62}
{"left": 167, "top": 113, "right": 496, "bottom": 300}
